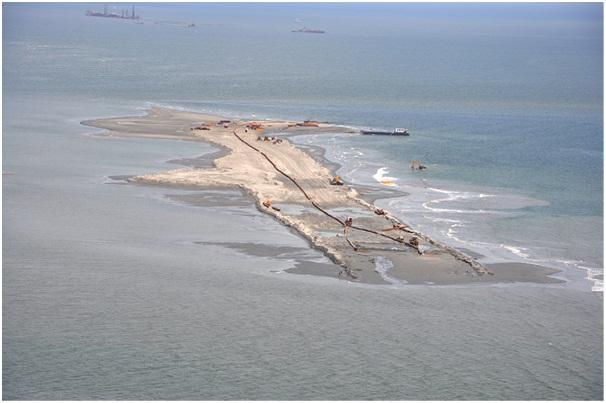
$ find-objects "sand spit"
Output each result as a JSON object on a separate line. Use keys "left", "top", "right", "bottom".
{"left": 82, "top": 107, "right": 562, "bottom": 285}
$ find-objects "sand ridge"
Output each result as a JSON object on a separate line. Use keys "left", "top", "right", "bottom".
{"left": 82, "top": 107, "right": 563, "bottom": 285}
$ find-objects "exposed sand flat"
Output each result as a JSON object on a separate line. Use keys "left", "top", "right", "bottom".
{"left": 82, "top": 107, "right": 563, "bottom": 285}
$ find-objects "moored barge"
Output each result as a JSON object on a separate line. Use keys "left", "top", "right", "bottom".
{"left": 361, "top": 128, "right": 410, "bottom": 136}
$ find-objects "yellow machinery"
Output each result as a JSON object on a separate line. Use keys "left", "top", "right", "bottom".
{"left": 330, "top": 175, "right": 344, "bottom": 185}
{"left": 411, "top": 160, "right": 427, "bottom": 170}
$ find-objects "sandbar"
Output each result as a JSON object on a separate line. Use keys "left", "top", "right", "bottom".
{"left": 82, "top": 107, "right": 563, "bottom": 286}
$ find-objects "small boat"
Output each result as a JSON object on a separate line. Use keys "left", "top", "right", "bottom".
{"left": 361, "top": 128, "right": 410, "bottom": 136}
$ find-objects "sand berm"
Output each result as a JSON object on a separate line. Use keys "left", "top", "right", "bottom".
{"left": 82, "top": 107, "right": 562, "bottom": 286}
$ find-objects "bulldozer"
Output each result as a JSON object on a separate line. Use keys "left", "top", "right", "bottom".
{"left": 330, "top": 175, "right": 344, "bottom": 186}
{"left": 411, "top": 160, "right": 427, "bottom": 170}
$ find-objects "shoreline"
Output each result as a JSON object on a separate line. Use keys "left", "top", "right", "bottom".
{"left": 82, "top": 107, "right": 564, "bottom": 286}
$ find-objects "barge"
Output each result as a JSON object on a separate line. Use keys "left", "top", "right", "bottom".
{"left": 361, "top": 128, "right": 410, "bottom": 136}
{"left": 292, "top": 27, "right": 325, "bottom": 33}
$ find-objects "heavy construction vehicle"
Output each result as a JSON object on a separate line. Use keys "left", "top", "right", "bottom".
{"left": 411, "top": 160, "right": 427, "bottom": 170}
{"left": 330, "top": 175, "right": 344, "bottom": 185}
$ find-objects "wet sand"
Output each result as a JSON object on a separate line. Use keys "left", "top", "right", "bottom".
{"left": 82, "top": 107, "right": 563, "bottom": 286}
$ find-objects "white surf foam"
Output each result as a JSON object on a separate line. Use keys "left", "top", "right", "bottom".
{"left": 374, "top": 256, "right": 408, "bottom": 286}
{"left": 372, "top": 167, "right": 398, "bottom": 184}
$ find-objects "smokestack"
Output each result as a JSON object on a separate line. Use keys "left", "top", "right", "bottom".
{"left": 132, "top": 6, "right": 135, "bottom": 19}
{"left": 104, "top": 3, "right": 107, "bottom": 16}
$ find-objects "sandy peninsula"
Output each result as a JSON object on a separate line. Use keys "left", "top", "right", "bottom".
{"left": 82, "top": 107, "right": 563, "bottom": 286}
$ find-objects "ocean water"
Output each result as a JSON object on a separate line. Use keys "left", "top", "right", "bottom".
{"left": 3, "top": 3, "right": 603, "bottom": 400}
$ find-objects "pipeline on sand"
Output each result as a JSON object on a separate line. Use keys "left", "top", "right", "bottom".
{"left": 231, "top": 128, "right": 421, "bottom": 255}
{"left": 231, "top": 127, "right": 495, "bottom": 277}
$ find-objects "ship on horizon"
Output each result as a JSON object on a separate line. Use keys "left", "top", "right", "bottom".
{"left": 85, "top": 3, "right": 139, "bottom": 20}
{"left": 292, "top": 27, "right": 325, "bottom": 33}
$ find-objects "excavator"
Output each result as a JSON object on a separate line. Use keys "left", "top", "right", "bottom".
{"left": 330, "top": 175, "right": 344, "bottom": 185}
{"left": 411, "top": 160, "right": 427, "bottom": 170}
{"left": 409, "top": 237, "right": 419, "bottom": 247}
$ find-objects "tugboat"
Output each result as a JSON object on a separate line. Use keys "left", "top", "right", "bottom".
{"left": 361, "top": 128, "right": 410, "bottom": 136}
